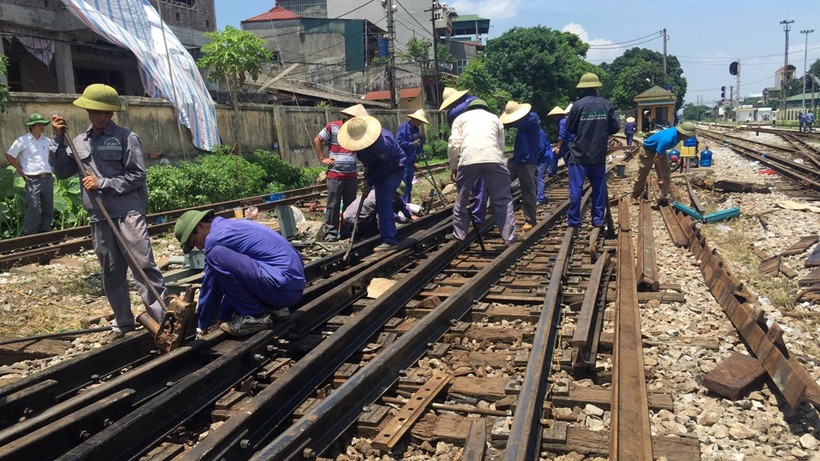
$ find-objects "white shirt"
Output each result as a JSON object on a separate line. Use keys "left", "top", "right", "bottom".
{"left": 447, "top": 108, "right": 506, "bottom": 170}
{"left": 6, "top": 132, "right": 54, "bottom": 175}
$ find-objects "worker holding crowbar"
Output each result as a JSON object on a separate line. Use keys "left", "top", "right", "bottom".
{"left": 50, "top": 84, "right": 192, "bottom": 351}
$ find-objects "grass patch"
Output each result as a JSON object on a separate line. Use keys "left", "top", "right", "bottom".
{"left": 700, "top": 219, "right": 796, "bottom": 310}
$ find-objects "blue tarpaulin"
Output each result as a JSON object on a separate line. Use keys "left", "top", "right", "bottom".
{"left": 61, "top": 0, "right": 219, "bottom": 151}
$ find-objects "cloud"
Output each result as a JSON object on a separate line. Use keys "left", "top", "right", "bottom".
{"left": 447, "top": 0, "right": 520, "bottom": 20}
{"left": 561, "top": 23, "right": 623, "bottom": 64}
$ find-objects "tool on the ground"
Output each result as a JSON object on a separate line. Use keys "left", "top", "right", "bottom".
{"left": 342, "top": 181, "right": 369, "bottom": 263}
{"left": 136, "top": 290, "right": 196, "bottom": 354}
{"left": 417, "top": 142, "right": 449, "bottom": 205}
{"left": 57, "top": 116, "right": 193, "bottom": 352}
{"left": 0, "top": 327, "right": 112, "bottom": 347}
{"left": 466, "top": 201, "right": 486, "bottom": 252}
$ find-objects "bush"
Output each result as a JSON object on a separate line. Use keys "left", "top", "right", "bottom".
{"left": 423, "top": 140, "right": 449, "bottom": 161}
{"left": 246, "top": 149, "right": 309, "bottom": 190}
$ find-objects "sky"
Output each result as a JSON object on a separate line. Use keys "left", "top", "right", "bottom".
{"left": 214, "top": 0, "right": 820, "bottom": 106}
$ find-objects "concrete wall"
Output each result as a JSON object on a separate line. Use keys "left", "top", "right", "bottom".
{"left": 0, "top": 92, "right": 445, "bottom": 167}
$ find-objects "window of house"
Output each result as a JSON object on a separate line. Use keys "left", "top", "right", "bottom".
{"left": 455, "top": 59, "right": 468, "bottom": 74}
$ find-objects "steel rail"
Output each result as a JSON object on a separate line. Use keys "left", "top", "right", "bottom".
{"left": 503, "top": 218, "right": 578, "bottom": 461}
{"left": 610, "top": 199, "right": 653, "bottom": 461}
{"left": 698, "top": 131, "right": 820, "bottom": 192}
{"left": 249, "top": 197, "right": 573, "bottom": 461}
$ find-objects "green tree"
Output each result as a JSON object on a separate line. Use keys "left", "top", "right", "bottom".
{"left": 456, "top": 57, "right": 510, "bottom": 112}
{"left": 599, "top": 48, "right": 687, "bottom": 109}
{"left": 197, "top": 26, "right": 272, "bottom": 153}
{"left": 809, "top": 58, "right": 820, "bottom": 80}
{"left": 681, "top": 103, "right": 711, "bottom": 121}
{"left": 482, "top": 26, "right": 595, "bottom": 118}
{"left": 0, "top": 56, "right": 10, "bottom": 113}
{"left": 398, "top": 37, "right": 431, "bottom": 74}
{"left": 436, "top": 44, "right": 455, "bottom": 64}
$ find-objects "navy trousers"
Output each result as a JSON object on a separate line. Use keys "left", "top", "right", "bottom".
{"left": 567, "top": 163, "right": 607, "bottom": 228}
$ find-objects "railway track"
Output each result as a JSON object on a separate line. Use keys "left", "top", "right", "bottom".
{"left": 697, "top": 129, "right": 820, "bottom": 198}
{"left": 0, "top": 163, "right": 450, "bottom": 271}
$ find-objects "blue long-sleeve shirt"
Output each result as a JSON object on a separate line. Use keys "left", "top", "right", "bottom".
{"left": 508, "top": 111, "right": 543, "bottom": 165}
{"left": 537, "top": 129, "right": 552, "bottom": 164}
{"left": 624, "top": 121, "right": 638, "bottom": 135}
{"left": 396, "top": 121, "right": 424, "bottom": 163}
{"left": 642, "top": 126, "right": 681, "bottom": 156}
{"left": 446, "top": 95, "right": 478, "bottom": 125}
{"left": 198, "top": 216, "right": 306, "bottom": 330}
{"left": 356, "top": 129, "right": 406, "bottom": 186}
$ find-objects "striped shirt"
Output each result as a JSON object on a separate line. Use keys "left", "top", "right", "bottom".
{"left": 317, "top": 121, "right": 358, "bottom": 180}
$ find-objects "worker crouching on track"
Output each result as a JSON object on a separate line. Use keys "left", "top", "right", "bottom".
{"left": 50, "top": 84, "right": 169, "bottom": 337}
{"left": 342, "top": 185, "right": 418, "bottom": 240}
{"left": 174, "top": 210, "right": 306, "bottom": 337}
{"left": 630, "top": 122, "right": 697, "bottom": 206}
{"left": 338, "top": 115, "right": 406, "bottom": 252}
{"left": 448, "top": 99, "right": 518, "bottom": 245}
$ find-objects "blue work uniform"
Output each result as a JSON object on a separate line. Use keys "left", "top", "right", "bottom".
{"left": 197, "top": 216, "right": 306, "bottom": 331}
{"left": 535, "top": 129, "right": 552, "bottom": 204}
{"left": 624, "top": 121, "right": 638, "bottom": 146}
{"left": 396, "top": 120, "right": 424, "bottom": 203}
{"left": 566, "top": 89, "right": 619, "bottom": 228}
{"left": 355, "top": 129, "right": 406, "bottom": 245}
{"left": 507, "top": 111, "right": 543, "bottom": 225}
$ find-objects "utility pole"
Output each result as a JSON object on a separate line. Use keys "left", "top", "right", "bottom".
{"left": 780, "top": 19, "right": 794, "bottom": 115}
{"left": 662, "top": 28, "right": 667, "bottom": 84}
{"left": 386, "top": 0, "right": 397, "bottom": 108}
{"left": 426, "top": 1, "right": 441, "bottom": 108}
{"left": 800, "top": 29, "right": 814, "bottom": 114}
{"left": 735, "top": 60, "right": 741, "bottom": 124}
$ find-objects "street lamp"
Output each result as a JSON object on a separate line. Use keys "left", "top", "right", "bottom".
{"left": 800, "top": 29, "right": 814, "bottom": 115}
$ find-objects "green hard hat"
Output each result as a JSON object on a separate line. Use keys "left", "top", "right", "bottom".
{"left": 677, "top": 122, "right": 697, "bottom": 137}
{"left": 576, "top": 72, "right": 602, "bottom": 89}
{"left": 26, "top": 113, "right": 49, "bottom": 126}
{"left": 73, "top": 83, "right": 125, "bottom": 112}
{"left": 174, "top": 209, "right": 214, "bottom": 252}
{"left": 468, "top": 98, "right": 490, "bottom": 110}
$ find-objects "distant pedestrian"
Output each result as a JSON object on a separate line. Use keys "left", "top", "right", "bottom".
{"left": 5, "top": 113, "right": 55, "bottom": 235}
{"left": 546, "top": 105, "right": 568, "bottom": 176}
{"left": 313, "top": 104, "right": 368, "bottom": 242}
{"left": 50, "top": 84, "right": 168, "bottom": 336}
{"left": 396, "top": 109, "right": 429, "bottom": 203}
{"left": 624, "top": 116, "right": 638, "bottom": 146}
{"left": 174, "top": 210, "right": 305, "bottom": 336}
{"left": 501, "top": 100, "right": 542, "bottom": 230}
{"left": 807, "top": 110, "right": 815, "bottom": 132}
{"left": 798, "top": 111, "right": 805, "bottom": 132}
{"left": 630, "top": 122, "right": 697, "bottom": 206}
{"left": 338, "top": 115, "right": 406, "bottom": 251}
{"left": 448, "top": 99, "right": 517, "bottom": 244}
{"left": 566, "top": 73, "right": 619, "bottom": 228}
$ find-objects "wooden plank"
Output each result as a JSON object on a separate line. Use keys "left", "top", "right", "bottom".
{"left": 449, "top": 376, "right": 508, "bottom": 402}
{"left": 702, "top": 352, "right": 766, "bottom": 400}
{"left": 552, "top": 386, "right": 675, "bottom": 411}
{"left": 781, "top": 235, "right": 819, "bottom": 256}
{"left": 461, "top": 419, "right": 486, "bottom": 461}
{"left": 371, "top": 374, "right": 451, "bottom": 452}
{"left": 542, "top": 427, "right": 700, "bottom": 461}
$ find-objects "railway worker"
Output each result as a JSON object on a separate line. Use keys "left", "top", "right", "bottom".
{"left": 440, "top": 87, "right": 488, "bottom": 225}
{"left": 500, "top": 100, "right": 544, "bottom": 229}
{"left": 49, "top": 84, "right": 169, "bottom": 336}
{"left": 624, "top": 116, "right": 638, "bottom": 146}
{"left": 338, "top": 115, "right": 406, "bottom": 252}
{"left": 313, "top": 104, "right": 369, "bottom": 242}
{"left": 342, "top": 185, "right": 417, "bottom": 239}
{"left": 798, "top": 111, "right": 806, "bottom": 132}
{"left": 535, "top": 129, "right": 552, "bottom": 207}
{"left": 566, "top": 73, "right": 620, "bottom": 229}
{"left": 448, "top": 98, "right": 517, "bottom": 245}
{"left": 629, "top": 122, "right": 697, "bottom": 206}
{"left": 396, "top": 109, "right": 429, "bottom": 203}
{"left": 5, "top": 113, "right": 55, "bottom": 235}
{"left": 174, "top": 209, "right": 306, "bottom": 336}
{"left": 807, "top": 110, "right": 815, "bottom": 132}
{"left": 546, "top": 105, "right": 567, "bottom": 177}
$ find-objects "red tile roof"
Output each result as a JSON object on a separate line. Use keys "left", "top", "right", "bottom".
{"left": 241, "top": 6, "right": 299, "bottom": 23}
{"left": 364, "top": 87, "right": 422, "bottom": 101}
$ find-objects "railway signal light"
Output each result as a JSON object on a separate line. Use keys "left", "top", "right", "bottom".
{"left": 721, "top": 86, "right": 726, "bottom": 98}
